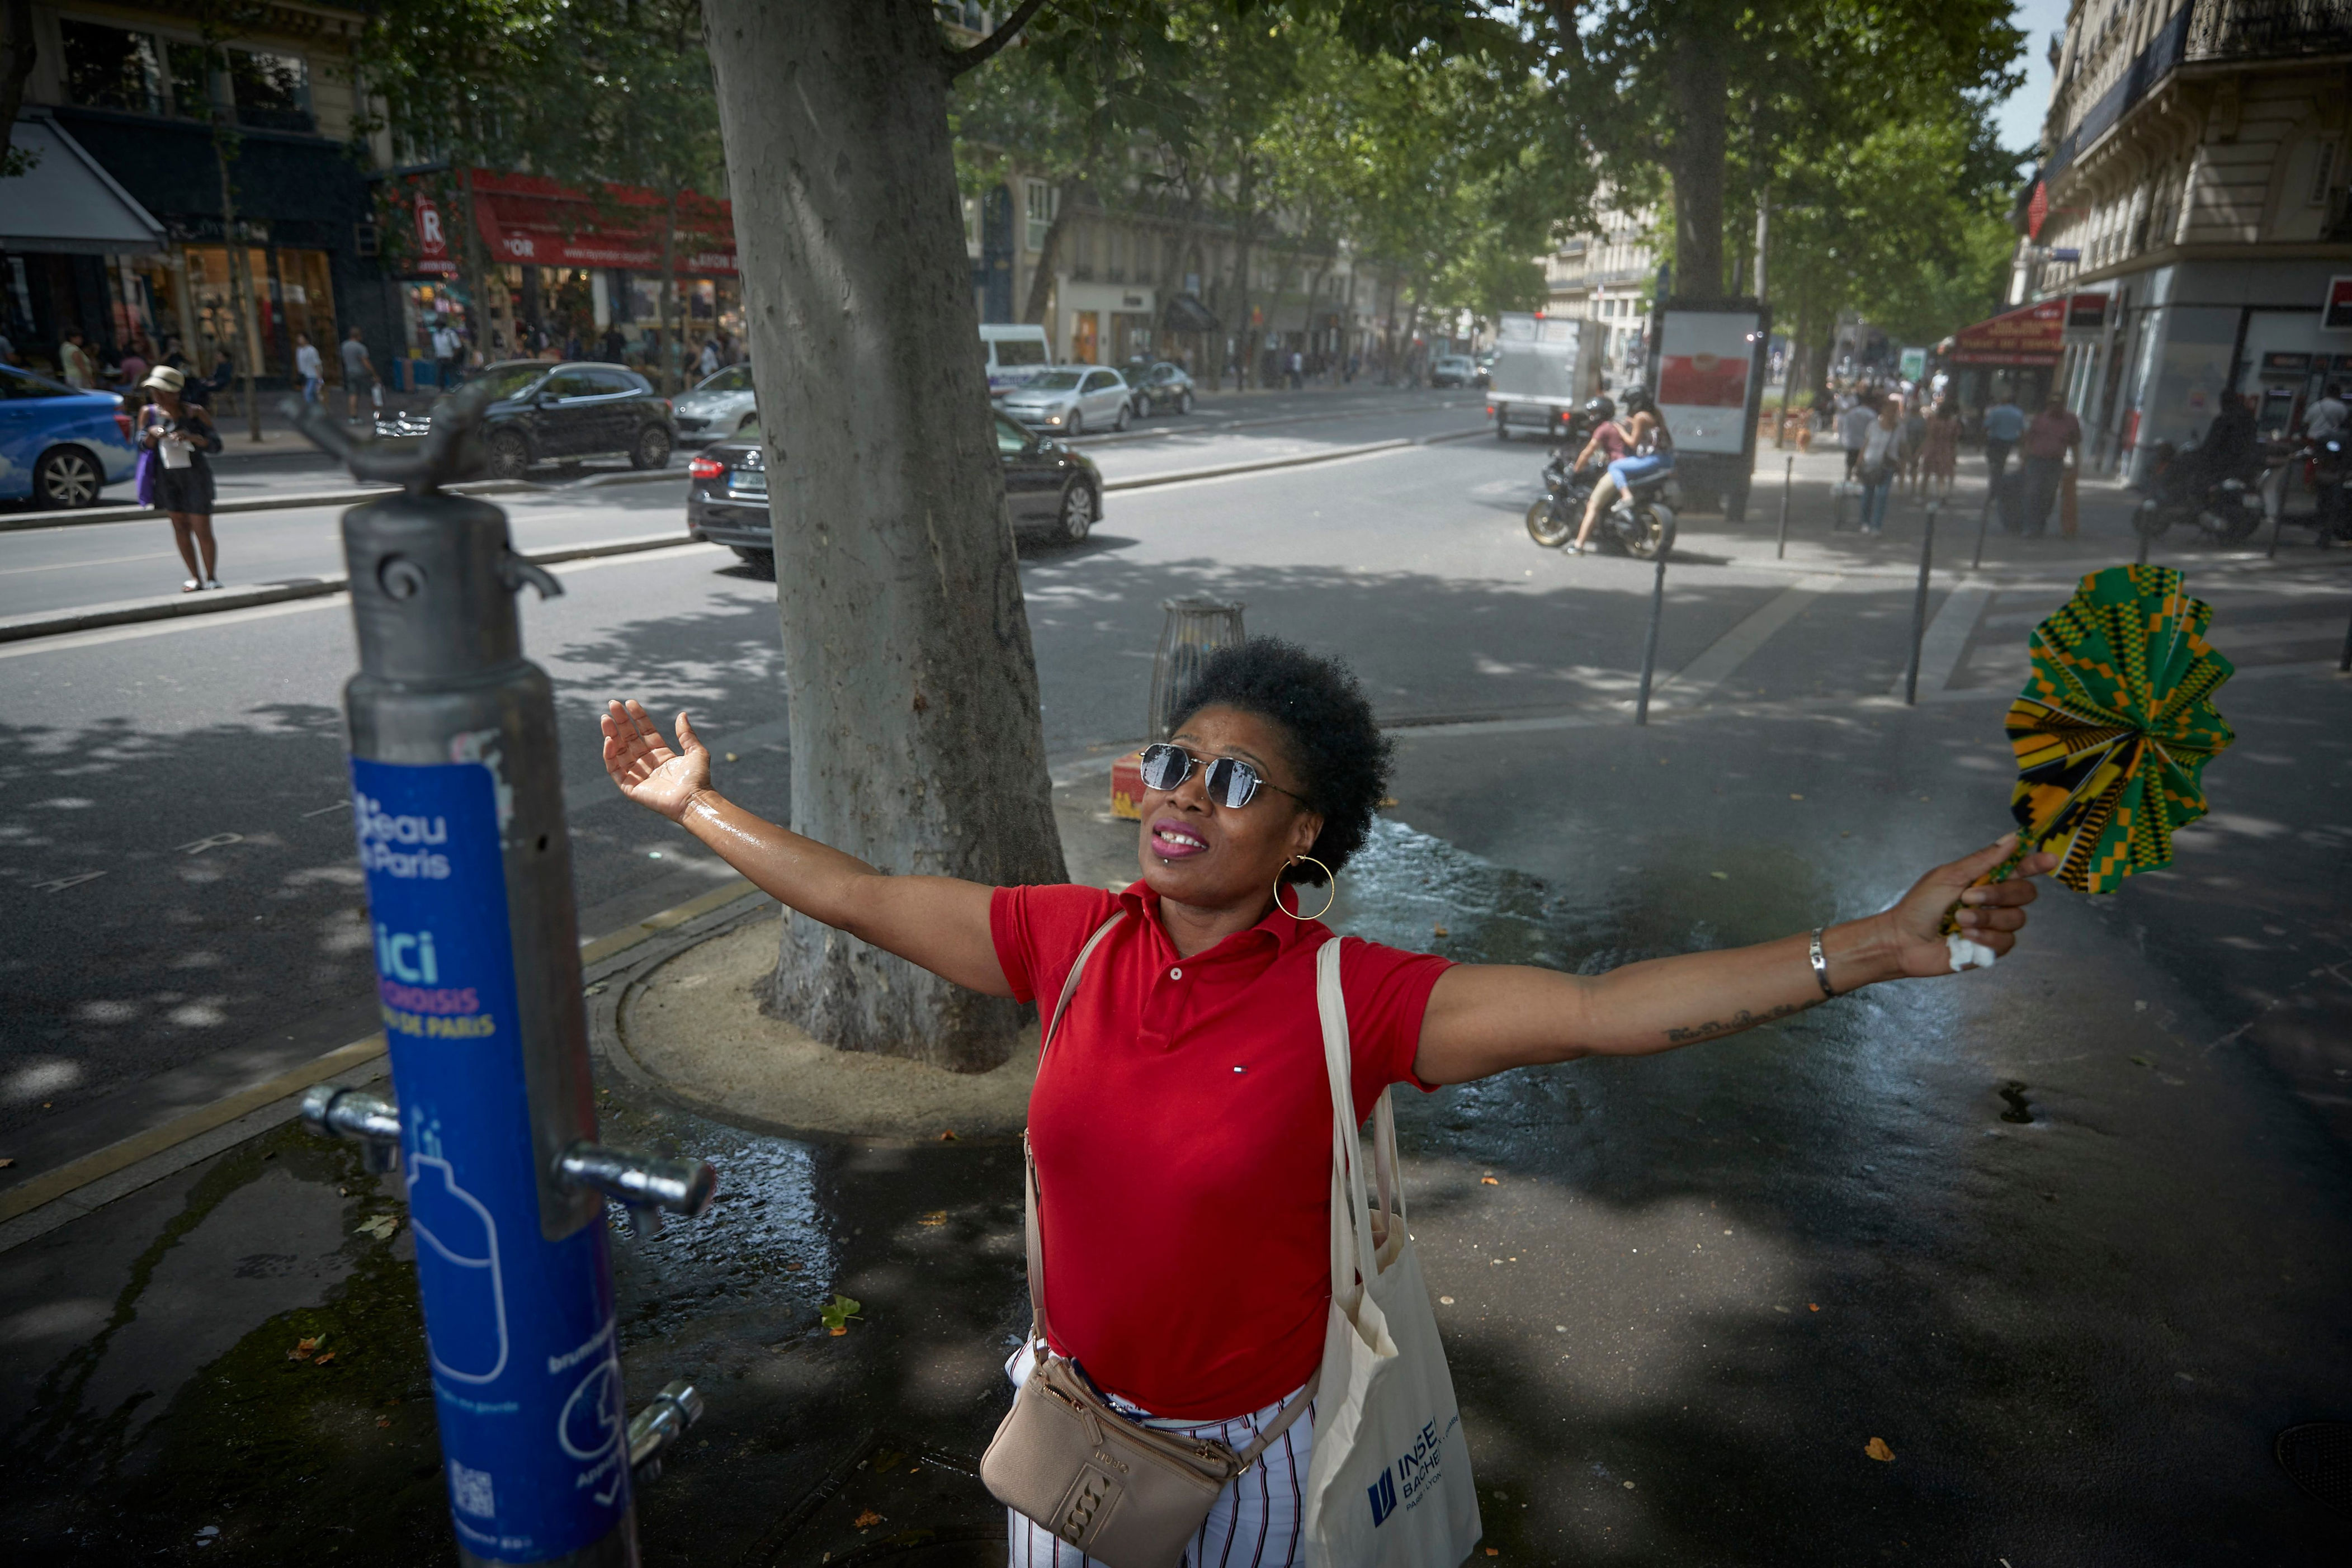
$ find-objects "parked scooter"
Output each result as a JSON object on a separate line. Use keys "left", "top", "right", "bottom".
{"left": 2297, "top": 436, "right": 2352, "bottom": 545}
{"left": 2132, "top": 437, "right": 2265, "bottom": 545}
{"left": 1524, "top": 443, "right": 1678, "bottom": 559}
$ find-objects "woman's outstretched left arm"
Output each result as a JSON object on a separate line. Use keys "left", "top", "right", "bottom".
{"left": 1411, "top": 836, "right": 2057, "bottom": 1086}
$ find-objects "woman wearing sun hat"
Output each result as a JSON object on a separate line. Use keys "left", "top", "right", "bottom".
{"left": 138, "top": 365, "right": 224, "bottom": 591}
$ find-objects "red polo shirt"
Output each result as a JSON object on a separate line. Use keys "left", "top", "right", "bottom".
{"left": 992, "top": 881, "right": 1451, "bottom": 1419}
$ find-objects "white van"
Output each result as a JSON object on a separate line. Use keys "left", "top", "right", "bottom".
{"left": 981, "top": 324, "right": 1052, "bottom": 397}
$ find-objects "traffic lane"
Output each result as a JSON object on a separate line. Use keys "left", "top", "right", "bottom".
{"left": 1027, "top": 436, "right": 1795, "bottom": 753}
{"left": 0, "top": 481, "right": 691, "bottom": 621}
{"left": 0, "top": 545, "right": 786, "bottom": 1149}
{"left": 1368, "top": 697, "right": 2352, "bottom": 1561}
{"left": 1081, "top": 399, "right": 1488, "bottom": 484}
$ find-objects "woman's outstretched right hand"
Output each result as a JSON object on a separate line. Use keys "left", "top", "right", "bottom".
{"left": 601, "top": 700, "right": 710, "bottom": 822}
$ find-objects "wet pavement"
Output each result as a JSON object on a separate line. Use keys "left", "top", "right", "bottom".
{"left": 5, "top": 653, "right": 2350, "bottom": 1564}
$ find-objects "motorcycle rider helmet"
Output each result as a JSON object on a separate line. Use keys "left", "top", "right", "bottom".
{"left": 1583, "top": 395, "right": 1617, "bottom": 422}
{"left": 1619, "top": 382, "right": 1655, "bottom": 415}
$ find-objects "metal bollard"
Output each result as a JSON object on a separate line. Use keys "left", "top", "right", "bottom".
{"left": 1971, "top": 486, "right": 1994, "bottom": 570}
{"left": 2340, "top": 600, "right": 2352, "bottom": 673}
{"left": 1775, "top": 455, "right": 1793, "bottom": 560}
{"left": 2263, "top": 461, "right": 2288, "bottom": 560}
{"left": 1903, "top": 502, "right": 1939, "bottom": 706}
{"left": 1633, "top": 548, "right": 1670, "bottom": 726}
{"left": 285, "top": 394, "right": 717, "bottom": 1568}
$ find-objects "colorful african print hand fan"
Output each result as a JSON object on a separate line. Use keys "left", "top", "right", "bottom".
{"left": 1941, "top": 564, "right": 2235, "bottom": 957}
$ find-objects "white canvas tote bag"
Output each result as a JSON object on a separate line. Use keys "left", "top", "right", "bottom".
{"left": 1302, "top": 939, "right": 1484, "bottom": 1567}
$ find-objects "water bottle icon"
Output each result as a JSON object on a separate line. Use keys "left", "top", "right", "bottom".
{"left": 407, "top": 1154, "right": 508, "bottom": 1385}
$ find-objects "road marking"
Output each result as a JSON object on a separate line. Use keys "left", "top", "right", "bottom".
{"left": 0, "top": 550, "right": 175, "bottom": 575}
{"left": 1891, "top": 584, "right": 1994, "bottom": 700}
{"left": 1652, "top": 575, "right": 1838, "bottom": 709}
{"left": 0, "top": 877, "right": 766, "bottom": 1237}
{"left": 176, "top": 832, "right": 244, "bottom": 855}
{"left": 30, "top": 871, "right": 107, "bottom": 893}
{"left": 303, "top": 800, "right": 352, "bottom": 817}
{"left": 0, "top": 593, "right": 344, "bottom": 659}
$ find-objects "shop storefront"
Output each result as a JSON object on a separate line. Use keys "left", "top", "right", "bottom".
{"left": 1, "top": 111, "right": 167, "bottom": 380}
{"left": 1056, "top": 281, "right": 1154, "bottom": 366}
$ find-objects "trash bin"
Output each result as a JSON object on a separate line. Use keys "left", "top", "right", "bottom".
{"left": 1112, "top": 598, "right": 1247, "bottom": 820}
{"left": 1146, "top": 597, "right": 1246, "bottom": 743}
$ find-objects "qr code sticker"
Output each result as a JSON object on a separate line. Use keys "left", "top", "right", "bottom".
{"left": 449, "top": 1460, "right": 495, "bottom": 1518}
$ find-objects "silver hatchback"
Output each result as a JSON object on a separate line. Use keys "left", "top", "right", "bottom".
{"left": 998, "top": 366, "right": 1134, "bottom": 437}
{"left": 670, "top": 363, "right": 757, "bottom": 446}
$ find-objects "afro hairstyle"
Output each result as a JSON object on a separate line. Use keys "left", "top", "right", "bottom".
{"left": 1167, "top": 636, "right": 1390, "bottom": 886}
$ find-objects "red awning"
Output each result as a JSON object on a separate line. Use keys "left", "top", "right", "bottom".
{"left": 462, "top": 170, "right": 736, "bottom": 276}
{"left": 1943, "top": 297, "right": 2066, "bottom": 366}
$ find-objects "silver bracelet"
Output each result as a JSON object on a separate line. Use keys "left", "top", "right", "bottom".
{"left": 1808, "top": 927, "right": 1836, "bottom": 999}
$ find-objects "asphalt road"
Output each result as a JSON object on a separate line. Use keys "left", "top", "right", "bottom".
{"left": 2, "top": 393, "right": 2349, "bottom": 1562}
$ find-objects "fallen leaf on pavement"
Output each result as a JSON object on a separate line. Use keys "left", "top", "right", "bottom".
{"left": 820, "top": 1294, "right": 862, "bottom": 1335}
{"left": 1481, "top": 1176, "right": 1499, "bottom": 1186}
{"left": 1789, "top": 794, "right": 1805, "bottom": 801}
{"left": 1709, "top": 871, "right": 1728, "bottom": 880}
{"left": 1808, "top": 1303, "right": 1820, "bottom": 1311}
{"left": 357, "top": 1214, "right": 399, "bottom": 1241}
{"left": 1864, "top": 1438, "right": 1894, "bottom": 1462}
{"left": 376, "top": 1416, "right": 391, "bottom": 1428}
{"left": 313, "top": 1351, "right": 336, "bottom": 1366}
{"left": 1433, "top": 924, "right": 1448, "bottom": 937}
{"left": 853, "top": 1510, "right": 883, "bottom": 1529}
{"left": 0, "top": 1158, "right": 14, "bottom": 1168}
{"left": 938, "top": 1130, "right": 957, "bottom": 1142}
{"left": 289, "top": 1335, "right": 326, "bottom": 1362}
{"left": 919, "top": 1211, "right": 947, "bottom": 1227}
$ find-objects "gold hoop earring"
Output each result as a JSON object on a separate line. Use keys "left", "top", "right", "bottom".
{"left": 1273, "top": 856, "right": 1336, "bottom": 922}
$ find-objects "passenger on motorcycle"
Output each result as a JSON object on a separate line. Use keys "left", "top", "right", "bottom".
{"left": 1571, "top": 386, "right": 1674, "bottom": 555}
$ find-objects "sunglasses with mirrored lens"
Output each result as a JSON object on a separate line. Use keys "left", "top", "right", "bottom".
{"left": 1137, "top": 743, "right": 1302, "bottom": 810}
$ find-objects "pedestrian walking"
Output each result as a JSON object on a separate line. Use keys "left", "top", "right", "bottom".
{"left": 1982, "top": 390, "right": 2025, "bottom": 483}
{"left": 1920, "top": 396, "right": 1962, "bottom": 502}
{"left": 117, "top": 340, "right": 151, "bottom": 396}
{"left": 1900, "top": 398, "right": 1929, "bottom": 498}
{"left": 341, "top": 328, "right": 379, "bottom": 423}
{"left": 697, "top": 338, "right": 721, "bottom": 379}
{"left": 1856, "top": 394, "right": 1909, "bottom": 534}
{"left": 58, "top": 330, "right": 95, "bottom": 389}
{"left": 1287, "top": 347, "right": 1303, "bottom": 389}
{"left": 598, "top": 639, "right": 2055, "bottom": 1568}
{"left": 135, "top": 366, "right": 223, "bottom": 591}
{"left": 2305, "top": 382, "right": 2348, "bottom": 441}
{"left": 295, "top": 332, "right": 324, "bottom": 403}
{"left": 2018, "top": 393, "right": 2082, "bottom": 537}
{"left": 1838, "top": 390, "right": 1877, "bottom": 480}
{"left": 431, "top": 319, "right": 464, "bottom": 388}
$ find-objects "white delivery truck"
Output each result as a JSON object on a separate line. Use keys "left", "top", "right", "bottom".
{"left": 1486, "top": 312, "right": 1604, "bottom": 440}
{"left": 980, "top": 323, "right": 1053, "bottom": 399}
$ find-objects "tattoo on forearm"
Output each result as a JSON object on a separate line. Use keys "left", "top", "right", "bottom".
{"left": 1662, "top": 999, "right": 1820, "bottom": 1045}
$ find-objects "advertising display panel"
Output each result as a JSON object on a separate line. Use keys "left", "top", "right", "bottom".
{"left": 1653, "top": 309, "right": 1760, "bottom": 455}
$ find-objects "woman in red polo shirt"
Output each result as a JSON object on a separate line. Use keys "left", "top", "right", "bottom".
{"left": 601, "top": 639, "right": 2053, "bottom": 1566}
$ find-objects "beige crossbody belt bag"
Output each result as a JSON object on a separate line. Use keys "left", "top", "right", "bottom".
{"left": 979, "top": 911, "right": 1319, "bottom": 1567}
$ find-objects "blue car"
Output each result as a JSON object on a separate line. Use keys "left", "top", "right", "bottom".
{"left": 0, "top": 363, "right": 136, "bottom": 508}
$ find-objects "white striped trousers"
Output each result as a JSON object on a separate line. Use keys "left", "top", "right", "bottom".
{"left": 1003, "top": 1341, "right": 1317, "bottom": 1568}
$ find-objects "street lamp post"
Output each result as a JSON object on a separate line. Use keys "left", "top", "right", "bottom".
{"left": 287, "top": 394, "right": 716, "bottom": 1567}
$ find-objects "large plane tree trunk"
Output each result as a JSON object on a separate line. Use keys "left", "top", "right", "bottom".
{"left": 1665, "top": 30, "right": 1728, "bottom": 305}
{"left": 702, "top": 0, "right": 1065, "bottom": 1072}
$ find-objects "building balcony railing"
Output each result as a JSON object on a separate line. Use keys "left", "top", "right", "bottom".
{"left": 2047, "top": 0, "right": 2352, "bottom": 180}
{"left": 2186, "top": 0, "right": 2352, "bottom": 60}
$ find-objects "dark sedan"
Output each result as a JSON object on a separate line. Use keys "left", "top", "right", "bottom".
{"left": 374, "top": 360, "right": 676, "bottom": 478}
{"left": 685, "top": 412, "right": 1102, "bottom": 572}
{"left": 1123, "top": 360, "right": 1197, "bottom": 417}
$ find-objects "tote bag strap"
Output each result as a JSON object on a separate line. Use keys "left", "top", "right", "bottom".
{"left": 1316, "top": 938, "right": 1388, "bottom": 1312}
{"left": 1022, "top": 910, "right": 1126, "bottom": 1347}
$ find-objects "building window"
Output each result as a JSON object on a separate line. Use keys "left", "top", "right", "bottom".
{"left": 230, "top": 50, "right": 313, "bottom": 133}
{"left": 62, "top": 21, "right": 167, "bottom": 114}
{"left": 1024, "top": 180, "right": 1057, "bottom": 252}
{"left": 168, "top": 41, "right": 218, "bottom": 121}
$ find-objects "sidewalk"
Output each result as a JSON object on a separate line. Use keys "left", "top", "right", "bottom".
{"left": 4, "top": 659, "right": 2348, "bottom": 1563}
